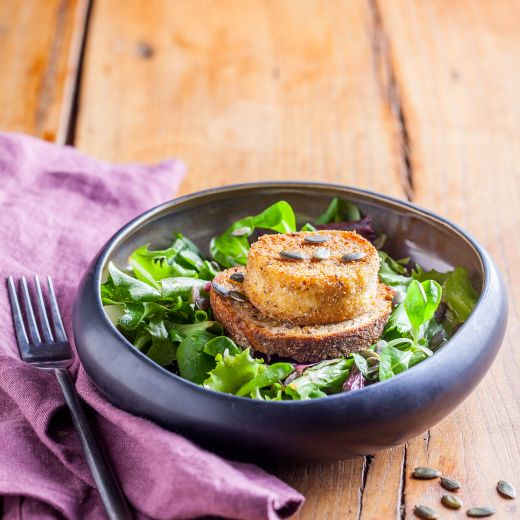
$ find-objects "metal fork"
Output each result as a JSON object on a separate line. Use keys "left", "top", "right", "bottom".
{"left": 7, "top": 276, "right": 133, "bottom": 520}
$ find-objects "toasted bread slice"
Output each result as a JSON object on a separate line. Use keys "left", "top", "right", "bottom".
{"left": 211, "top": 267, "right": 395, "bottom": 363}
{"left": 243, "top": 230, "right": 379, "bottom": 325}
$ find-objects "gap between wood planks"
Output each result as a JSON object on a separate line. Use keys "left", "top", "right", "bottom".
{"left": 63, "top": 0, "right": 94, "bottom": 145}
{"left": 368, "top": 0, "right": 414, "bottom": 202}
{"left": 361, "top": 1, "right": 416, "bottom": 518}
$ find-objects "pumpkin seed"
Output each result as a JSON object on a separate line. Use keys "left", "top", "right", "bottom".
{"left": 413, "top": 505, "right": 438, "bottom": 519}
{"left": 211, "top": 282, "right": 229, "bottom": 297}
{"left": 440, "top": 477, "right": 461, "bottom": 491}
{"left": 497, "top": 480, "right": 516, "bottom": 499}
{"left": 304, "top": 235, "right": 329, "bottom": 244}
{"left": 342, "top": 252, "right": 366, "bottom": 262}
{"left": 358, "top": 349, "right": 377, "bottom": 359}
{"left": 230, "top": 272, "right": 245, "bottom": 283}
{"left": 280, "top": 250, "right": 307, "bottom": 260}
{"left": 367, "top": 356, "right": 379, "bottom": 367}
{"left": 210, "top": 260, "right": 221, "bottom": 271}
{"left": 412, "top": 467, "right": 442, "bottom": 479}
{"left": 313, "top": 247, "right": 330, "bottom": 260}
{"left": 441, "top": 494, "right": 462, "bottom": 509}
{"left": 231, "top": 226, "right": 252, "bottom": 237}
{"left": 229, "top": 290, "right": 247, "bottom": 302}
{"left": 466, "top": 506, "right": 496, "bottom": 517}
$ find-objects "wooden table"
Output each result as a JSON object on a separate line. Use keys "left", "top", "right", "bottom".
{"left": 2, "top": 1, "right": 519, "bottom": 518}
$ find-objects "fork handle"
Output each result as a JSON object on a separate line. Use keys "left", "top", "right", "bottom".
{"left": 55, "top": 369, "right": 133, "bottom": 520}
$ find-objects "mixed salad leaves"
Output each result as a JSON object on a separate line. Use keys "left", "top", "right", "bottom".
{"left": 102, "top": 198, "right": 479, "bottom": 400}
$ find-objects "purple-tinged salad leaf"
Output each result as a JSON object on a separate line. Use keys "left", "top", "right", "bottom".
{"left": 316, "top": 215, "right": 376, "bottom": 242}
{"left": 314, "top": 197, "right": 376, "bottom": 241}
{"left": 209, "top": 201, "right": 296, "bottom": 267}
{"left": 342, "top": 367, "right": 365, "bottom": 392}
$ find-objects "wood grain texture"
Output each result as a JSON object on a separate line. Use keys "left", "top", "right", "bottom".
{"left": 378, "top": 0, "right": 520, "bottom": 518}
{"left": 0, "top": 0, "right": 89, "bottom": 143}
{"left": 74, "top": 0, "right": 404, "bottom": 197}
{"left": 274, "top": 459, "right": 365, "bottom": 520}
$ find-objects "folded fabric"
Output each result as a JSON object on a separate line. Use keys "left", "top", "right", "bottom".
{"left": 0, "top": 133, "right": 304, "bottom": 520}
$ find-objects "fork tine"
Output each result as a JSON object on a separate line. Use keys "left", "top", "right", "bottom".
{"left": 34, "top": 276, "right": 54, "bottom": 343}
{"left": 20, "top": 277, "right": 41, "bottom": 344}
{"left": 6, "top": 277, "right": 30, "bottom": 349}
{"left": 47, "top": 277, "right": 67, "bottom": 341}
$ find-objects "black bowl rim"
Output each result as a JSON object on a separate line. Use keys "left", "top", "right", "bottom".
{"left": 91, "top": 181, "right": 491, "bottom": 406}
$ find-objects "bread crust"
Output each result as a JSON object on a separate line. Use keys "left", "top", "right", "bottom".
{"left": 210, "top": 267, "right": 395, "bottom": 363}
{"left": 243, "top": 230, "right": 379, "bottom": 325}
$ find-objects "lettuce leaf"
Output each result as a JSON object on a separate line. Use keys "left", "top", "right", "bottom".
{"left": 146, "top": 316, "right": 178, "bottom": 366}
{"left": 443, "top": 266, "right": 479, "bottom": 325}
{"left": 412, "top": 265, "right": 478, "bottom": 333}
{"left": 285, "top": 358, "right": 353, "bottom": 399}
{"left": 404, "top": 280, "right": 442, "bottom": 341}
{"left": 209, "top": 201, "right": 296, "bottom": 267}
{"left": 378, "top": 345, "right": 413, "bottom": 381}
{"left": 315, "top": 197, "right": 361, "bottom": 224}
{"left": 177, "top": 330, "right": 217, "bottom": 383}
{"left": 203, "top": 348, "right": 293, "bottom": 396}
{"left": 378, "top": 251, "right": 412, "bottom": 299}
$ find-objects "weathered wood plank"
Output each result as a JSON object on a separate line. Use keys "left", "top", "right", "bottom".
{"left": 378, "top": 0, "right": 520, "bottom": 517}
{"left": 0, "top": 0, "right": 90, "bottom": 143}
{"left": 275, "top": 459, "right": 366, "bottom": 520}
{"left": 74, "top": 0, "right": 402, "bottom": 197}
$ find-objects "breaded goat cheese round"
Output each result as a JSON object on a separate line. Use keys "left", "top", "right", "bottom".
{"left": 210, "top": 266, "right": 394, "bottom": 362}
{"left": 242, "top": 230, "right": 380, "bottom": 325}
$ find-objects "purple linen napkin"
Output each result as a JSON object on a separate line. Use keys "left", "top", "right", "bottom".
{"left": 0, "top": 133, "right": 304, "bottom": 520}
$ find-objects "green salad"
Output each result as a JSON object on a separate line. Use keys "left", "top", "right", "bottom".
{"left": 101, "top": 198, "right": 479, "bottom": 400}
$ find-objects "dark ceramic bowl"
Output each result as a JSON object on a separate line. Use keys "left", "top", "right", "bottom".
{"left": 73, "top": 182, "right": 507, "bottom": 461}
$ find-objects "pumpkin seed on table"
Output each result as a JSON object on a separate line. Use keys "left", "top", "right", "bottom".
{"left": 414, "top": 505, "right": 438, "bottom": 519}
{"left": 230, "top": 272, "right": 245, "bottom": 283}
{"left": 313, "top": 247, "right": 330, "bottom": 260}
{"left": 231, "top": 226, "right": 251, "bottom": 237}
{"left": 441, "top": 493, "right": 463, "bottom": 509}
{"left": 304, "top": 234, "right": 329, "bottom": 244}
{"left": 211, "top": 282, "right": 229, "bottom": 297}
{"left": 229, "top": 290, "right": 247, "bottom": 302}
{"left": 441, "top": 476, "right": 461, "bottom": 491}
{"left": 466, "top": 506, "right": 496, "bottom": 517}
{"left": 497, "top": 480, "right": 516, "bottom": 499}
{"left": 342, "top": 252, "right": 366, "bottom": 262}
{"left": 280, "top": 250, "right": 307, "bottom": 260}
{"left": 412, "top": 467, "right": 442, "bottom": 479}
